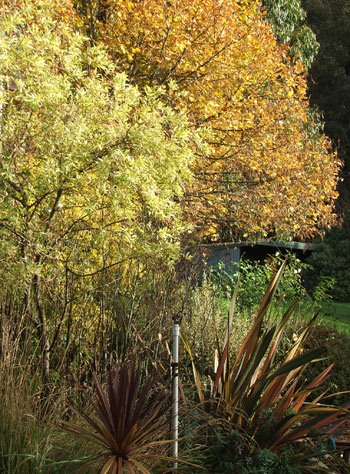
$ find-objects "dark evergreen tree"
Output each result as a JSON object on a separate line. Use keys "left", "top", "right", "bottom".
{"left": 303, "top": 0, "right": 350, "bottom": 209}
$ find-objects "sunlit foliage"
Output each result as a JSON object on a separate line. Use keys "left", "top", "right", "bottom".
{"left": 0, "top": 0, "right": 196, "bottom": 380}
{"left": 74, "top": 0, "right": 340, "bottom": 241}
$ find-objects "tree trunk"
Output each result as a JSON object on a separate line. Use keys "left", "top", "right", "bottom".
{"left": 33, "top": 273, "right": 51, "bottom": 385}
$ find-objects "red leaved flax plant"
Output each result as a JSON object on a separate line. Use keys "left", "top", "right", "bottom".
{"left": 65, "top": 364, "right": 176, "bottom": 473}
{"left": 183, "top": 260, "right": 350, "bottom": 453}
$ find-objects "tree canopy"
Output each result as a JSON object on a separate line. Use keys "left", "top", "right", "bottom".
{"left": 0, "top": 0, "right": 342, "bottom": 247}
{"left": 73, "top": 0, "right": 339, "bottom": 241}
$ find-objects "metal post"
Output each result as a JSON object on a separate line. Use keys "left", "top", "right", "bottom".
{"left": 172, "top": 322, "right": 179, "bottom": 469}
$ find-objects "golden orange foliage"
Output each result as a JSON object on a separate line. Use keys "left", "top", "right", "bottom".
{"left": 59, "top": 1, "right": 341, "bottom": 239}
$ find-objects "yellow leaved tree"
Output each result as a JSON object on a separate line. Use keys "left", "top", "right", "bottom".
{"left": 0, "top": 0, "right": 196, "bottom": 380}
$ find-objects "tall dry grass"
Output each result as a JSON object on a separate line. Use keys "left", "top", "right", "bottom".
{"left": 0, "top": 293, "right": 95, "bottom": 473}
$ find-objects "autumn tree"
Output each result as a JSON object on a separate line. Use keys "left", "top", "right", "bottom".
{"left": 74, "top": 0, "right": 339, "bottom": 241}
{"left": 0, "top": 0, "right": 196, "bottom": 380}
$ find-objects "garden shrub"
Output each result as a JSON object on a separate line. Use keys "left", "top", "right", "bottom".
{"left": 179, "top": 413, "right": 301, "bottom": 474}
{"left": 208, "top": 252, "right": 308, "bottom": 311}
{"left": 301, "top": 323, "right": 350, "bottom": 404}
{"left": 230, "top": 448, "right": 301, "bottom": 474}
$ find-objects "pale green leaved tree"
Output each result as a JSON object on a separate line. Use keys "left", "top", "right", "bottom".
{"left": 0, "top": 0, "right": 196, "bottom": 382}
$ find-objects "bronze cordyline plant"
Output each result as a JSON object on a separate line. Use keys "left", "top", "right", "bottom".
{"left": 183, "top": 260, "right": 350, "bottom": 452}
{"left": 65, "top": 364, "right": 180, "bottom": 473}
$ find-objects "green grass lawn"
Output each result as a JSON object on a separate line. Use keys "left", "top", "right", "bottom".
{"left": 277, "top": 299, "right": 350, "bottom": 334}
{"left": 219, "top": 295, "right": 350, "bottom": 334}
{"left": 317, "top": 301, "right": 350, "bottom": 333}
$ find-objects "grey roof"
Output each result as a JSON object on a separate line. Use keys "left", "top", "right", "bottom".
{"left": 198, "top": 240, "right": 317, "bottom": 251}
